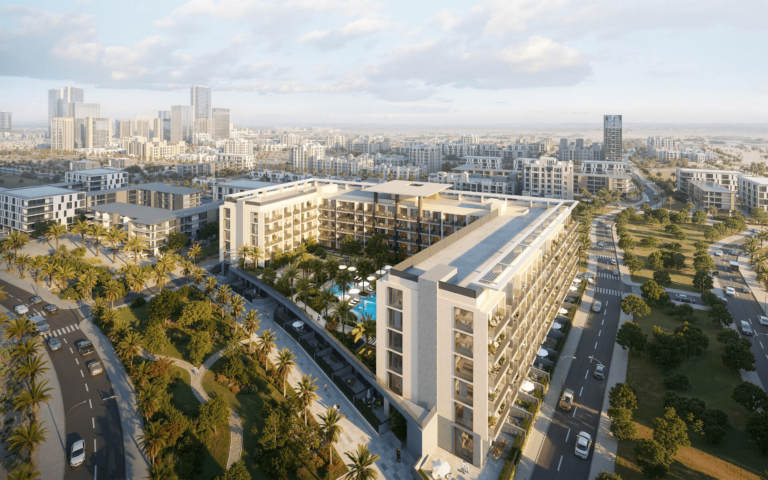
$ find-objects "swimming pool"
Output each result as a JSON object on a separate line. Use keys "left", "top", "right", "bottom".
{"left": 354, "top": 297, "right": 377, "bottom": 319}
{"left": 330, "top": 283, "right": 354, "bottom": 295}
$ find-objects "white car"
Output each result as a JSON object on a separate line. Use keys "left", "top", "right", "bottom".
{"left": 610, "top": 258, "right": 617, "bottom": 265}
{"left": 715, "top": 250, "right": 724, "bottom": 256}
{"left": 725, "top": 287, "right": 736, "bottom": 297}
{"left": 592, "top": 301, "right": 602, "bottom": 313}
{"left": 759, "top": 316, "right": 768, "bottom": 326}
{"left": 13, "top": 304, "right": 28, "bottom": 315}
{"left": 69, "top": 439, "right": 85, "bottom": 467}
{"left": 612, "top": 268, "right": 619, "bottom": 275}
{"left": 575, "top": 431, "right": 592, "bottom": 459}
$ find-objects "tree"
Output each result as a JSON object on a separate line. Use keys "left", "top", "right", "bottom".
{"left": 147, "top": 461, "right": 179, "bottom": 480}
{"left": 671, "top": 304, "right": 695, "bottom": 323}
{"left": 653, "top": 270, "right": 671, "bottom": 286}
{"left": 340, "top": 235, "right": 362, "bottom": 260}
{"left": 639, "top": 236, "right": 659, "bottom": 249}
{"left": 135, "top": 382, "right": 163, "bottom": 420}
{"left": 71, "top": 219, "right": 91, "bottom": 249}
{"left": 13, "top": 380, "right": 53, "bottom": 419}
{"left": 350, "top": 316, "right": 377, "bottom": 356}
{"left": 102, "top": 279, "right": 122, "bottom": 308}
{"left": 188, "top": 331, "right": 213, "bottom": 366}
{"left": 607, "top": 407, "right": 638, "bottom": 441}
{"left": 116, "top": 331, "right": 143, "bottom": 364}
{"left": 187, "top": 243, "right": 202, "bottom": 265}
{"left": 77, "top": 269, "right": 98, "bottom": 300}
{"left": 16, "top": 355, "right": 50, "bottom": 387}
{"left": 623, "top": 252, "right": 645, "bottom": 275}
{"left": 89, "top": 223, "right": 107, "bottom": 257}
{"left": 148, "top": 288, "right": 182, "bottom": 325}
{"left": 257, "top": 329, "right": 277, "bottom": 367}
{"left": 621, "top": 294, "right": 650, "bottom": 321}
{"left": 652, "top": 407, "right": 690, "bottom": 456}
{"left": 647, "top": 326, "right": 688, "bottom": 370}
{"left": 296, "top": 374, "right": 319, "bottom": 425}
{"left": 124, "top": 234, "right": 149, "bottom": 265}
{"left": 143, "top": 323, "right": 168, "bottom": 353}
{"left": 618, "top": 236, "right": 635, "bottom": 251}
{"left": 344, "top": 444, "right": 380, "bottom": 480}
{"left": 634, "top": 438, "right": 672, "bottom": 479}
{"left": 4, "top": 317, "right": 35, "bottom": 344}
{"left": 8, "top": 420, "right": 48, "bottom": 461}
{"left": 691, "top": 209, "right": 707, "bottom": 226}
{"left": 6, "top": 231, "right": 30, "bottom": 257}
{"left": 274, "top": 348, "right": 296, "bottom": 397}
{"left": 675, "top": 322, "right": 708, "bottom": 357}
{"left": 746, "top": 411, "right": 768, "bottom": 455}
{"left": 178, "top": 300, "right": 214, "bottom": 328}
{"left": 7, "top": 463, "right": 41, "bottom": 480}
{"left": 609, "top": 383, "right": 638, "bottom": 411}
{"left": 615, "top": 322, "right": 647, "bottom": 353}
{"left": 732, "top": 381, "right": 768, "bottom": 413}
{"left": 647, "top": 251, "right": 665, "bottom": 272}
{"left": 722, "top": 338, "right": 756, "bottom": 371}
{"left": 692, "top": 271, "right": 714, "bottom": 292}
{"left": 138, "top": 420, "right": 169, "bottom": 464}
{"left": 165, "top": 232, "right": 189, "bottom": 252}
{"left": 319, "top": 406, "right": 345, "bottom": 463}
{"left": 595, "top": 471, "right": 623, "bottom": 480}
{"left": 640, "top": 280, "right": 670, "bottom": 307}
{"left": 708, "top": 303, "right": 733, "bottom": 326}
{"left": 213, "top": 460, "right": 251, "bottom": 480}
{"left": 199, "top": 393, "right": 230, "bottom": 434}
{"left": 105, "top": 226, "right": 128, "bottom": 263}
{"left": 698, "top": 408, "right": 731, "bottom": 444}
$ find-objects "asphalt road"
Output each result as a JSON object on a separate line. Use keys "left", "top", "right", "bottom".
{"left": 531, "top": 215, "right": 628, "bottom": 479}
{"left": 711, "top": 240, "right": 768, "bottom": 389}
{"left": 0, "top": 281, "right": 125, "bottom": 480}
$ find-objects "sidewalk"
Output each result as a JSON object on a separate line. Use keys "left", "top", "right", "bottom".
{"left": 514, "top": 255, "right": 598, "bottom": 480}
{"left": 35, "top": 342, "right": 66, "bottom": 480}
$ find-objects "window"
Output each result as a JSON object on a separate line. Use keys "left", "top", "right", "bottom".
{"left": 454, "top": 308, "right": 473, "bottom": 333}
{"left": 454, "top": 332, "right": 473, "bottom": 357}
{"left": 388, "top": 351, "right": 403, "bottom": 374}
{"left": 454, "top": 379, "right": 473, "bottom": 405}
{"left": 454, "top": 427, "right": 473, "bottom": 462}
{"left": 388, "top": 309, "right": 402, "bottom": 330}
{"left": 225, "top": 209, "right": 230, "bottom": 219}
{"left": 388, "top": 287, "right": 403, "bottom": 309}
{"left": 388, "top": 372, "right": 403, "bottom": 396}
{"left": 388, "top": 330, "right": 403, "bottom": 352}
{"left": 454, "top": 355, "right": 473, "bottom": 382}
{"left": 455, "top": 402, "right": 473, "bottom": 429}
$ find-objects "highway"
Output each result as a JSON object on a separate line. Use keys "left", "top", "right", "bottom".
{"left": 531, "top": 214, "right": 628, "bottom": 479}
{"left": 0, "top": 280, "right": 125, "bottom": 480}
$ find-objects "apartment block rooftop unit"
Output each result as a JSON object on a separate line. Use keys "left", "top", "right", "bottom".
{"left": 86, "top": 182, "right": 202, "bottom": 210}
{"left": 688, "top": 180, "right": 736, "bottom": 212}
{"left": 738, "top": 176, "right": 768, "bottom": 211}
{"left": 64, "top": 168, "right": 128, "bottom": 192}
{"left": 675, "top": 168, "right": 745, "bottom": 198}
{"left": 0, "top": 186, "right": 85, "bottom": 233}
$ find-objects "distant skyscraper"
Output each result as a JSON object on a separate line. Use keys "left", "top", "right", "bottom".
{"left": 116, "top": 120, "right": 136, "bottom": 139}
{"left": 69, "top": 103, "right": 101, "bottom": 148}
{"left": 85, "top": 118, "right": 112, "bottom": 149}
{"left": 171, "top": 105, "right": 194, "bottom": 144}
{"left": 191, "top": 85, "right": 212, "bottom": 120}
{"left": 603, "top": 115, "right": 623, "bottom": 161}
{"left": 158, "top": 110, "right": 171, "bottom": 141}
{"left": 51, "top": 117, "right": 75, "bottom": 151}
{"left": 48, "top": 86, "right": 84, "bottom": 136}
{"left": 0, "top": 111, "right": 11, "bottom": 134}
{"left": 212, "top": 108, "right": 230, "bottom": 140}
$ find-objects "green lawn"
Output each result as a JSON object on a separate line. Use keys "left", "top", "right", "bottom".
{"left": 168, "top": 366, "right": 199, "bottom": 415}
{"left": 625, "top": 221, "right": 712, "bottom": 293}
{"left": 615, "top": 307, "right": 768, "bottom": 480}
{"left": 197, "top": 420, "right": 231, "bottom": 480}
{"left": 200, "top": 244, "right": 219, "bottom": 259}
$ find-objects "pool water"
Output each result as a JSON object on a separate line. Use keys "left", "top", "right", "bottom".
{"left": 354, "top": 297, "right": 377, "bottom": 319}
{"left": 330, "top": 283, "right": 354, "bottom": 295}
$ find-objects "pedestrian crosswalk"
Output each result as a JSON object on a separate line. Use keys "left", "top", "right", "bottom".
{"left": 598, "top": 272, "right": 619, "bottom": 279}
{"left": 42, "top": 323, "right": 80, "bottom": 338}
{"left": 596, "top": 255, "right": 616, "bottom": 261}
{"left": 595, "top": 287, "right": 623, "bottom": 297}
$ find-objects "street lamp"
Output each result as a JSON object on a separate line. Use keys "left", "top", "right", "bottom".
{"left": 559, "top": 355, "right": 577, "bottom": 392}
{"left": 102, "top": 395, "right": 117, "bottom": 402}
{"left": 66, "top": 399, "right": 88, "bottom": 417}
{"left": 751, "top": 332, "right": 768, "bottom": 346}
{"left": 589, "top": 355, "right": 604, "bottom": 367}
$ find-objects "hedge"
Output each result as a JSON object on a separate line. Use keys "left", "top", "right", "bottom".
{"left": 354, "top": 398, "right": 381, "bottom": 429}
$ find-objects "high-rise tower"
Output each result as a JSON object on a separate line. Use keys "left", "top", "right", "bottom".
{"left": 190, "top": 85, "right": 212, "bottom": 120}
{"left": 48, "top": 86, "right": 84, "bottom": 136}
{"left": 603, "top": 115, "right": 623, "bottom": 161}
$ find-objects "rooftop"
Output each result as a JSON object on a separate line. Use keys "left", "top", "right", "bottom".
{"left": 88, "top": 201, "right": 223, "bottom": 225}
{"left": 363, "top": 180, "right": 450, "bottom": 197}
{"left": 678, "top": 168, "right": 744, "bottom": 175}
{"left": 689, "top": 180, "right": 735, "bottom": 193}
{"left": 453, "top": 164, "right": 515, "bottom": 173}
{"left": 86, "top": 182, "right": 199, "bottom": 196}
{"left": 68, "top": 168, "right": 124, "bottom": 175}
{"left": 3, "top": 186, "right": 78, "bottom": 198}
{"left": 221, "top": 180, "right": 275, "bottom": 190}
{"left": 740, "top": 176, "right": 768, "bottom": 185}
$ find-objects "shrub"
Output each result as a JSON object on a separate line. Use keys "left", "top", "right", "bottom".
{"left": 663, "top": 373, "right": 691, "bottom": 391}
{"left": 131, "top": 296, "right": 147, "bottom": 308}
{"left": 390, "top": 408, "right": 407, "bottom": 441}
{"left": 72, "top": 247, "right": 87, "bottom": 258}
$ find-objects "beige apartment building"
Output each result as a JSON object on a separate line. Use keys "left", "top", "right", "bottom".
{"left": 86, "top": 182, "right": 202, "bottom": 210}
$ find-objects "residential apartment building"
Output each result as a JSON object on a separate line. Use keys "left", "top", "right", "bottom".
{"left": 65, "top": 169, "right": 128, "bottom": 192}
{"left": 212, "top": 108, "right": 230, "bottom": 140}
{"left": 87, "top": 201, "right": 221, "bottom": 255}
{"left": 290, "top": 143, "right": 326, "bottom": 172}
{"left": 0, "top": 111, "right": 11, "bottom": 134}
{"left": 216, "top": 153, "right": 255, "bottom": 171}
{"left": 428, "top": 171, "right": 519, "bottom": 196}
{"left": 647, "top": 136, "right": 680, "bottom": 155}
{"left": 558, "top": 139, "right": 603, "bottom": 162}
{"left": 376, "top": 189, "right": 579, "bottom": 467}
{"left": 69, "top": 160, "right": 100, "bottom": 171}
{"left": 688, "top": 181, "right": 736, "bottom": 211}
{"left": 48, "top": 86, "right": 83, "bottom": 136}
{"left": 116, "top": 119, "right": 136, "bottom": 139}
{"left": 520, "top": 157, "right": 574, "bottom": 200}
{"left": 122, "top": 138, "right": 186, "bottom": 160}
{"left": 676, "top": 168, "right": 744, "bottom": 198}
{"left": 84, "top": 117, "right": 113, "bottom": 149}
{"left": 191, "top": 85, "right": 212, "bottom": 120}
{"left": 86, "top": 182, "right": 202, "bottom": 210}
{"left": 573, "top": 160, "right": 634, "bottom": 195}
{"left": 214, "top": 180, "right": 274, "bottom": 201}
{"left": 0, "top": 186, "right": 86, "bottom": 233}
{"left": 464, "top": 156, "right": 502, "bottom": 169}
{"left": 51, "top": 117, "right": 75, "bottom": 151}
{"left": 171, "top": 105, "right": 194, "bottom": 144}
{"left": 109, "top": 158, "right": 137, "bottom": 169}
{"left": 219, "top": 139, "right": 254, "bottom": 155}
{"left": 738, "top": 176, "right": 768, "bottom": 211}
{"left": 603, "top": 115, "right": 623, "bottom": 161}
{"left": 393, "top": 142, "right": 443, "bottom": 173}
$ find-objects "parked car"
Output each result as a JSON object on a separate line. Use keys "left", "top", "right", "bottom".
{"left": 741, "top": 320, "right": 754, "bottom": 336}
{"left": 87, "top": 360, "right": 103, "bottom": 376}
{"left": 597, "top": 242, "right": 605, "bottom": 249}
{"left": 730, "top": 249, "right": 739, "bottom": 255}
{"left": 612, "top": 268, "right": 619, "bottom": 275}
{"left": 575, "top": 431, "right": 593, "bottom": 459}
{"left": 29, "top": 296, "right": 42, "bottom": 304}
{"left": 610, "top": 258, "right": 617, "bottom": 265}
{"left": 37, "top": 236, "right": 46, "bottom": 241}
{"left": 592, "top": 301, "right": 602, "bottom": 313}
{"left": 69, "top": 439, "right": 85, "bottom": 467}
{"left": 677, "top": 296, "right": 694, "bottom": 304}
{"left": 718, "top": 296, "right": 729, "bottom": 304}
{"left": 559, "top": 389, "right": 575, "bottom": 412}
{"left": 594, "top": 364, "right": 606, "bottom": 380}
{"left": 43, "top": 304, "right": 59, "bottom": 314}
{"left": 47, "top": 337, "right": 62, "bottom": 351}
{"left": 76, "top": 340, "right": 94, "bottom": 356}
{"left": 725, "top": 287, "right": 736, "bottom": 297}
{"left": 13, "top": 305, "right": 28, "bottom": 315}
{"left": 743, "top": 286, "right": 751, "bottom": 294}
{"left": 715, "top": 250, "right": 724, "bottom": 256}
{"left": 760, "top": 316, "right": 768, "bottom": 326}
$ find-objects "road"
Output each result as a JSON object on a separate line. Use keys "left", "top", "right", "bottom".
{"left": 711, "top": 240, "right": 768, "bottom": 389}
{"left": 0, "top": 281, "right": 125, "bottom": 480}
{"left": 531, "top": 214, "right": 629, "bottom": 479}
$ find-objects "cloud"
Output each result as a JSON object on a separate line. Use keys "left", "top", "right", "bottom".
{"left": 301, "top": 16, "right": 398, "bottom": 49}
{"left": 173, "top": 0, "right": 379, "bottom": 21}
{"left": 429, "top": 9, "right": 463, "bottom": 32}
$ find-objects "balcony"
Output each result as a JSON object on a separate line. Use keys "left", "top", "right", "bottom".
{"left": 265, "top": 237, "right": 283, "bottom": 247}
{"left": 490, "top": 357, "right": 510, "bottom": 391}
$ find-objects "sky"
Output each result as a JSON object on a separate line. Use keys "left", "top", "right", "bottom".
{"left": 1, "top": 0, "right": 767, "bottom": 127}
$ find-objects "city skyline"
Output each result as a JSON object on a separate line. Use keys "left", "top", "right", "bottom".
{"left": 1, "top": 1, "right": 767, "bottom": 126}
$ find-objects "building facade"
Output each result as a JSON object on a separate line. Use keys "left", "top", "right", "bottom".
{"left": 0, "top": 111, "right": 11, "bottom": 134}
{"left": 65, "top": 169, "right": 128, "bottom": 192}
{"left": 688, "top": 180, "right": 736, "bottom": 211}
{"left": 212, "top": 108, "right": 230, "bottom": 140}
{"left": 676, "top": 168, "right": 743, "bottom": 198}
{"left": 171, "top": 105, "right": 194, "bottom": 145}
{"left": 0, "top": 186, "right": 86, "bottom": 233}
{"left": 520, "top": 157, "right": 574, "bottom": 200}
{"left": 51, "top": 117, "right": 75, "bottom": 151}
{"left": 738, "top": 176, "right": 768, "bottom": 212}
{"left": 603, "top": 115, "right": 623, "bottom": 161}
{"left": 191, "top": 85, "right": 212, "bottom": 120}
{"left": 86, "top": 182, "right": 202, "bottom": 210}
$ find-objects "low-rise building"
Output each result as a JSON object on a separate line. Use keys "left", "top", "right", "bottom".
{"left": 109, "top": 158, "right": 137, "bottom": 169}
{"left": 0, "top": 186, "right": 86, "bottom": 233}
{"left": 738, "top": 176, "right": 768, "bottom": 212}
{"left": 520, "top": 157, "right": 574, "bottom": 200}
{"left": 214, "top": 180, "right": 274, "bottom": 201}
{"left": 676, "top": 168, "right": 744, "bottom": 199}
{"left": 69, "top": 160, "right": 100, "bottom": 171}
{"left": 86, "top": 182, "right": 202, "bottom": 210}
{"left": 573, "top": 160, "right": 634, "bottom": 195}
{"left": 688, "top": 180, "right": 736, "bottom": 211}
{"left": 65, "top": 168, "right": 128, "bottom": 192}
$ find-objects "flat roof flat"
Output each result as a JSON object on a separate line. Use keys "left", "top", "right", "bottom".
{"left": 453, "top": 165, "right": 515, "bottom": 173}
{"left": 678, "top": 168, "right": 744, "bottom": 175}
{"left": 689, "top": 180, "right": 734, "bottom": 193}
{"left": 85, "top": 182, "right": 200, "bottom": 196}
{"left": 68, "top": 168, "right": 124, "bottom": 175}
{"left": 363, "top": 180, "right": 450, "bottom": 197}
{"left": 222, "top": 180, "right": 275, "bottom": 190}
{"left": 741, "top": 176, "right": 768, "bottom": 185}
{"left": 4, "top": 186, "right": 78, "bottom": 198}
{"left": 88, "top": 201, "right": 223, "bottom": 225}
{"left": 405, "top": 205, "right": 547, "bottom": 287}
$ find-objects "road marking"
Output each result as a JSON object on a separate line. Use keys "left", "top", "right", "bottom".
{"left": 557, "top": 455, "right": 563, "bottom": 471}
{"left": 573, "top": 407, "right": 578, "bottom": 417}
{"left": 599, "top": 330, "right": 602, "bottom": 337}
{"left": 760, "top": 342, "right": 764, "bottom": 349}
{"left": 92, "top": 417, "right": 95, "bottom": 429}
{"left": 579, "top": 386, "right": 583, "bottom": 396}
{"left": 603, "top": 310, "right": 606, "bottom": 316}
{"left": 601, "top": 319, "right": 604, "bottom": 325}
{"left": 69, "top": 347, "right": 73, "bottom": 354}
{"left": 89, "top": 399, "right": 92, "bottom": 409}
{"left": 749, "top": 318, "right": 753, "bottom": 325}
{"left": 85, "top": 383, "right": 89, "bottom": 392}
{"left": 95, "top": 465, "right": 97, "bottom": 480}
{"left": 75, "top": 358, "right": 79, "bottom": 365}
{"left": 594, "top": 342, "right": 598, "bottom": 349}
{"left": 605, "top": 301, "right": 609, "bottom": 307}
{"left": 585, "top": 370, "right": 589, "bottom": 379}
{"left": 94, "top": 439, "right": 97, "bottom": 453}
{"left": 565, "top": 429, "right": 570, "bottom": 442}
{"left": 80, "top": 370, "right": 84, "bottom": 378}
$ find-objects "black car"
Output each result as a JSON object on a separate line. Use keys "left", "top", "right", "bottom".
{"left": 29, "top": 296, "right": 42, "bottom": 304}
{"left": 42, "top": 304, "right": 58, "bottom": 314}
{"left": 76, "top": 340, "right": 94, "bottom": 356}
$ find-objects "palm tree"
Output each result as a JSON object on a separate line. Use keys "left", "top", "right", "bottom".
{"left": 40, "top": 261, "right": 56, "bottom": 288}
{"left": 146, "top": 461, "right": 178, "bottom": 480}
{"left": 71, "top": 219, "right": 91, "bottom": 249}
{"left": 296, "top": 276, "right": 312, "bottom": 304}
{"left": 4, "top": 317, "right": 35, "bottom": 344}
{"left": 215, "top": 284, "right": 232, "bottom": 312}
{"left": 250, "top": 245, "right": 263, "bottom": 268}
{"left": 318, "top": 406, "right": 345, "bottom": 464}
{"left": 204, "top": 276, "right": 218, "bottom": 307}
{"left": 105, "top": 226, "right": 128, "bottom": 263}
{"left": 230, "top": 295, "right": 245, "bottom": 325}
{"left": 138, "top": 420, "right": 169, "bottom": 465}
{"left": 284, "top": 263, "right": 300, "bottom": 299}
{"left": 179, "top": 260, "right": 193, "bottom": 280}
{"left": 89, "top": 223, "right": 107, "bottom": 257}
{"left": 127, "top": 269, "right": 150, "bottom": 296}
{"left": 332, "top": 299, "right": 356, "bottom": 327}
{"left": 2, "top": 250, "right": 15, "bottom": 272}
{"left": 77, "top": 269, "right": 99, "bottom": 300}
{"left": 187, "top": 243, "right": 202, "bottom": 265}
{"left": 191, "top": 267, "right": 206, "bottom": 288}
{"left": 45, "top": 222, "right": 67, "bottom": 251}
{"left": 13, "top": 380, "right": 53, "bottom": 419}
{"left": 318, "top": 288, "right": 335, "bottom": 318}
{"left": 15, "top": 253, "right": 30, "bottom": 278}
{"left": 350, "top": 315, "right": 376, "bottom": 356}
{"left": 335, "top": 268, "right": 354, "bottom": 297}
{"left": 28, "top": 256, "right": 46, "bottom": 286}
{"left": 7, "top": 462, "right": 40, "bottom": 480}
{"left": 92, "top": 296, "right": 108, "bottom": 319}
{"left": 237, "top": 243, "right": 252, "bottom": 268}
{"left": 157, "top": 254, "right": 177, "bottom": 274}
{"left": 6, "top": 230, "right": 30, "bottom": 257}
{"left": 344, "top": 444, "right": 380, "bottom": 480}
{"left": 129, "top": 361, "right": 152, "bottom": 388}
{"left": 7, "top": 420, "right": 48, "bottom": 460}
{"left": 124, "top": 235, "right": 149, "bottom": 265}
{"left": 102, "top": 279, "right": 122, "bottom": 308}
{"left": 274, "top": 348, "right": 296, "bottom": 397}
{"left": 242, "top": 310, "right": 261, "bottom": 353}
{"left": 759, "top": 230, "right": 768, "bottom": 248}
{"left": 53, "top": 263, "right": 76, "bottom": 292}
{"left": 257, "top": 329, "right": 277, "bottom": 367}
{"left": 296, "top": 373, "right": 319, "bottom": 425}
{"left": 117, "top": 330, "right": 143, "bottom": 364}
{"left": 12, "top": 337, "right": 43, "bottom": 364}
{"left": 16, "top": 355, "right": 49, "bottom": 387}
{"left": 135, "top": 382, "right": 163, "bottom": 420}
{"left": 151, "top": 266, "right": 170, "bottom": 294}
